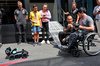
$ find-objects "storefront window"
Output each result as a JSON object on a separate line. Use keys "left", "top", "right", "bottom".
{"left": 0, "top": 0, "right": 18, "bottom": 24}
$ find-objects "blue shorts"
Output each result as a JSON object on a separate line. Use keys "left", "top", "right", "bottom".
{"left": 32, "top": 26, "right": 41, "bottom": 32}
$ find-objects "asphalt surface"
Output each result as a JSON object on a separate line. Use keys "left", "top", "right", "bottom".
{"left": 0, "top": 42, "right": 60, "bottom": 65}
{"left": 0, "top": 43, "right": 100, "bottom": 66}
{"left": 10, "top": 53, "right": 100, "bottom": 66}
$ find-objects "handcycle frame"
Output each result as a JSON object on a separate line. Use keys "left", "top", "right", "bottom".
{"left": 59, "top": 29, "right": 100, "bottom": 57}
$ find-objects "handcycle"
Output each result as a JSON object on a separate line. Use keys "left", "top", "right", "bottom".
{"left": 58, "top": 23, "right": 100, "bottom": 57}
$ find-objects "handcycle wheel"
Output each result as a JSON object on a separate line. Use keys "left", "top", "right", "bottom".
{"left": 9, "top": 54, "right": 15, "bottom": 60}
{"left": 83, "top": 32, "right": 100, "bottom": 56}
{"left": 71, "top": 49, "right": 80, "bottom": 57}
{"left": 22, "top": 54, "right": 28, "bottom": 58}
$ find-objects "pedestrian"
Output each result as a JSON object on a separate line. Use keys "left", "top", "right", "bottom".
{"left": 93, "top": 0, "right": 100, "bottom": 21}
{"left": 93, "top": 0, "right": 100, "bottom": 32}
{"left": 39, "top": 3, "right": 51, "bottom": 44}
{"left": 64, "top": 2, "right": 79, "bottom": 24}
{"left": 30, "top": 5, "right": 42, "bottom": 46}
{"left": 14, "top": 1, "right": 28, "bottom": 45}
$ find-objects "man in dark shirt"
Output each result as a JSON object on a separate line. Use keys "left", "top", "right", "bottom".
{"left": 14, "top": 1, "right": 28, "bottom": 44}
{"left": 64, "top": 2, "right": 79, "bottom": 24}
{"left": 58, "top": 15, "right": 75, "bottom": 45}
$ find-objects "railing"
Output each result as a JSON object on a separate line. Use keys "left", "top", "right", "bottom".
{"left": 57, "top": 5, "right": 65, "bottom": 27}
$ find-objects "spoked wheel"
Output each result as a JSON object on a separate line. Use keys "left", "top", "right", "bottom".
{"left": 9, "top": 55, "right": 15, "bottom": 60}
{"left": 71, "top": 49, "right": 80, "bottom": 57}
{"left": 83, "top": 32, "right": 100, "bottom": 56}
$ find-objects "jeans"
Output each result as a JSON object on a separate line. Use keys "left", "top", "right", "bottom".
{"left": 16, "top": 24, "right": 26, "bottom": 42}
{"left": 68, "top": 31, "right": 89, "bottom": 49}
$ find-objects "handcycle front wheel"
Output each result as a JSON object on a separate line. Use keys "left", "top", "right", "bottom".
{"left": 71, "top": 49, "right": 80, "bottom": 57}
{"left": 83, "top": 32, "right": 100, "bottom": 56}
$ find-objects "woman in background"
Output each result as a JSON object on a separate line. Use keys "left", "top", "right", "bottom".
{"left": 39, "top": 3, "right": 51, "bottom": 44}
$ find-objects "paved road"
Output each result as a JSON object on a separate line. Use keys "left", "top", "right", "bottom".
{"left": 0, "top": 43, "right": 100, "bottom": 66}
{"left": 10, "top": 53, "right": 100, "bottom": 66}
{"left": 0, "top": 43, "right": 59, "bottom": 63}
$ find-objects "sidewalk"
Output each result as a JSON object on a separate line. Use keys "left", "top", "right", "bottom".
{"left": 0, "top": 43, "right": 60, "bottom": 63}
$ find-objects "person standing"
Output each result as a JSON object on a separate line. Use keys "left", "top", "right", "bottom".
{"left": 0, "top": 9, "right": 2, "bottom": 47}
{"left": 30, "top": 5, "right": 42, "bottom": 46}
{"left": 93, "top": 0, "right": 100, "bottom": 32}
{"left": 14, "top": 1, "right": 28, "bottom": 45}
{"left": 64, "top": 2, "right": 79, "bottom": 24}
{"left": 39, "top": 3, "right": 51, "bottom": 44}
{"left": 93, "top": 0, "right": 100, "bottom": 21}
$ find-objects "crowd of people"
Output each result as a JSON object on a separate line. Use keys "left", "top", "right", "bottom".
{"left": 0, "top": 0, "right": 100, "bottom": 48}
{"left": 0, "top": 1, "right": 51, "bottom": 47}
{"left": 14, "top": 1, "right": 51, "bottom": 46}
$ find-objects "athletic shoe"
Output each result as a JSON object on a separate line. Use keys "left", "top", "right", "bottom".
{"left": 37, "top": 42, "right": 41, "bottom": 46}
{"left": 41, "top": 40, "right": 45, "bottom": 44}
{"left": 47, "top": 40, "right": 50, "bottom": 44}
{"left": 33, "top": 42, "right": 36, "bottom": 47}
{"left": 17, "top": 40, "right": 21, "bottom": 45}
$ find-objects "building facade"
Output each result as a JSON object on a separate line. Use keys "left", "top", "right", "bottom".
{"left": 0, "top": 0, "right": 96, "bottom": 43}
{"left": 0, "top": 0, "right": 74, "bottom": 43}
{"left": 0, "top": 0, "right": 74, "bottom": 24}
{"left": 75, "top": 0, "right": 96, "bottom": 18}
{"left": 0, "top": 0, "right": 97, "bottom": 24}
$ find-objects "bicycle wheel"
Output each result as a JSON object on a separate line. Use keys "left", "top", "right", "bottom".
{"left": 83, "top": 32, "right": 100, "bottom": 56}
